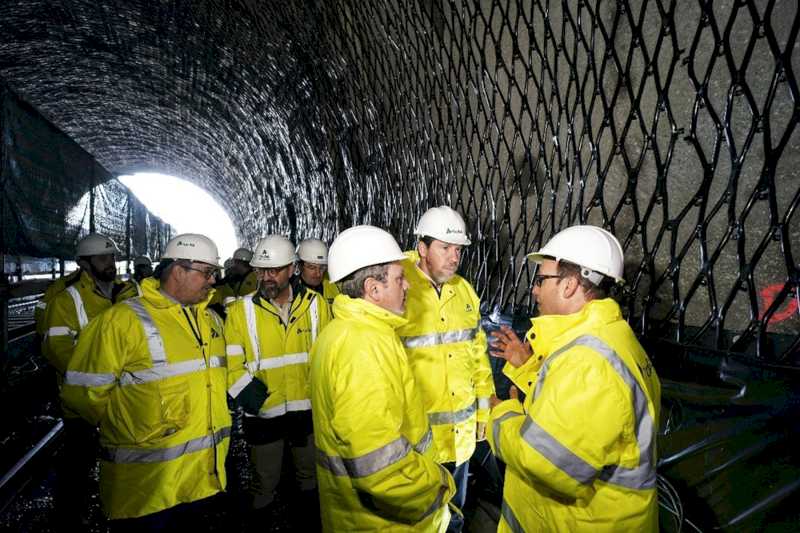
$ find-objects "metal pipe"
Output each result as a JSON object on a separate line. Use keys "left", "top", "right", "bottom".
{"left": 0, "top": 420, "right": 64, "bottom": 493}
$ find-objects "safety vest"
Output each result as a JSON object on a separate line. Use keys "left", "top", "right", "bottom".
{"left": 225, "top": 283, "right": 331, "bottom": 419}
{"left": 397, "top": 251, "right": 495, "bottom": 466}
{"left": 311, "top": 294, "right": 455, "bottom": 532}
{"left": 488, "top": 298, "right": 661, "bottom": 532}
{"left": 60, "top": 277, "right": 231, "bottom": 519}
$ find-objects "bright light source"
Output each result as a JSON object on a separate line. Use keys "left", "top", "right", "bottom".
{"left": 118, "top": 173, "right": 238, "bottom": 262}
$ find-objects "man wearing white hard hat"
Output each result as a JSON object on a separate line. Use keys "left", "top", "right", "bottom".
{"left": 310, "top": 225, "right": 456, "bottom": 532}
{"left": 224, "top": 235, "right": 332, "bottom": 527}
{"left": 210, "top": 247, "right": 258, "bottom": 312}
{"left": 41, "top": 233, "right": 139, "bottom": 527}
{"left": 396, "top": 206, "right": 494, "bottom": 533}
{"left": 132, "top": 255, "right": 153, "bottom": 283}
{"left": 62, "top": 233, "right": 232, "bottom": 529}
{"left": 295, "top": 238, "right": 340, "bottom": 305}
{"left": 487, "top": 225, "right": 661, "bottom": 532}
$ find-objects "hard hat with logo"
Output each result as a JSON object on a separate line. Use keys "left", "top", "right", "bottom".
{"left": 232, "top": 247, "right": 253, "bottom": 262}
{"left": 250, "top": 235, "right": 296, "bottom": 268}
{"left": 76, "top": 233, "right": 122, "bottom": 257}
{"left": 414, "top": 206, "right": 472, "bottom": 246}
{"left": 133, "top": 256, "right": 152, "bottom": 267}
{"left": 297, "top": 238, "right": 329, "bottom": 265}
{"left": 527, "top": 225, "right": 624, "bottom": 283}
{"left": 328, "top": 225, "right": 407, "bottom": 282}
{"left": 161, "top": 233, "right": 222, "bottom": 267}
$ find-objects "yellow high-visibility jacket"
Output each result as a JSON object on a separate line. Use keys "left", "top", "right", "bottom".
{"left": 311, "top": 294, "right": 455, "bottom": 532}
{"left": 42, "top": 271, "right": 138, "bottom": 378}
{"left": 488, "top": 298, "right": 661, "bottom": 532}
{"left": 397, "top": 251, "right": 494, "bottom": 466}
{"left": 60, "top": 277, "right": 231, "bottom": 520}
{"left": 210, "top": 270, "right": 258, "bottom": 308}
{"left": 34, "top": 270, "right": 81, "bottom": 337}
{"left": 321, "top": 276, "right": 340, "bottom": 306}
{"left": 225, "top": 282, "right": 331, "bottom": 425}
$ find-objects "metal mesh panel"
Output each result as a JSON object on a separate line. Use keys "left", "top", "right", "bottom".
{"left": 312, "top": 0, "right": 800, "bottom": 361}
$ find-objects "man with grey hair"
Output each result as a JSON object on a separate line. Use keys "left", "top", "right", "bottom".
{"left": 311, "top": 225, "right": 456, "bottom": 532}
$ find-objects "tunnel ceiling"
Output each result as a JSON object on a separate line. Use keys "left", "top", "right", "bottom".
{"left": 2, "top": 1, "right": 799, "bottom": 357}
{"left": 0, "top": 0, "right": 349, "bottom": 246}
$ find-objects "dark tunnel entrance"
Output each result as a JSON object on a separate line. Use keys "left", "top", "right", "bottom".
{"left": 1, "top": 1, "right": 799, "bottom": 531}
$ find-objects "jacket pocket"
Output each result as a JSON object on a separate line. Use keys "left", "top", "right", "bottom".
{"left": 157, "top": 377, "right": 192, "bottom": 436}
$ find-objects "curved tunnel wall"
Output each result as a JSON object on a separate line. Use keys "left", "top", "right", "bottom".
{"left": 0, "top": 0, "right": 798, "bottom": 358}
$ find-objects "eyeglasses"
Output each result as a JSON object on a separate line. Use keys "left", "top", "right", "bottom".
{"left": 257, "top": 265, "right": 291, "bottom": 276}
{"left": 533, "top": 274, "right": 563, "bottom": 287}
{"left": 182, "top": 264, "right": 218, "bottom": 280}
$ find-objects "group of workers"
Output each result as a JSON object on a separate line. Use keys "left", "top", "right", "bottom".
{"left": 35, "top": 205, "right": 661, "bottom": 533}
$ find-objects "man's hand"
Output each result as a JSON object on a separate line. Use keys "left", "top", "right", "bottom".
{"left": 489, "top": 386, "right": 519, "bottom": 409}
{"left": 489, "top": 325, "right": 533, "bottom": 368}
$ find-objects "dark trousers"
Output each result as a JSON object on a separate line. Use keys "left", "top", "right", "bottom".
{"left": 444, "top": 460, "right": 469, "bottom": 533}
{"left": 108, "top": 496, "right": 218, "bottom": 533}
{"left": 55, "top": 417, "right": 98, "bottom": 526}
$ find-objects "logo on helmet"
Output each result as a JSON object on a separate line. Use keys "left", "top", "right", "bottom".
{"left": 446, "top": 228, "right": 463, "bottom": 234}
{"left": 177, "top": 241, "right": 196, "bottom": 248}
{"left": 261, "top": 250, "right": 271, "bottom": 258}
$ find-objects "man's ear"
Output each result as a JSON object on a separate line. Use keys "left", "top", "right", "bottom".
{"left": 417, "top": 240, "right": 427, "bottom": 259}
{"left": 561, "top": 275, "right": 581, "bottom": 299}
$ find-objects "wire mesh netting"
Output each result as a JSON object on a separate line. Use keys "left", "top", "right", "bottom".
{"left": 303, "top": 0, "right": 799, "bottom": 362}
{"left": 0, "top": 0, "right": 797, "bottom": 357}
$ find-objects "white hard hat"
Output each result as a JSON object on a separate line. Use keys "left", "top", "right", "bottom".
{"left": 250, "top": 235, "right": 296, "bottom": 268}
{"left": 161, "top": 233, "right": 222, "bottom": 267}
{"left": 76, "top": 233, "right": 121, "bottom": 257}
{"left": 527, "top": 225, "right": 624, "bottom": 283}
{"left": 328, "top": 225, "right": 407, "bottom": 282}
{"left": 232, "top": 247, "right": 253, "bottom": 262}
{"left": 133, "top": 256, "right": 152, "bottom": 267}
{"left": 414, "top": 206, "right": 472, "bottom": 245}
{"left": 297, "top": 238, "right": 328, "bottom": 264}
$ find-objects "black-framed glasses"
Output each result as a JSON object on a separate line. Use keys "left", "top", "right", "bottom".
{"left": 533, "top": 274, "right": 563, "bottom": 287}
{"left": 182, "top": 264, "right": 218, "bottom": 280}
{"left": 256, "top": 265, "right": 292, "bottom": 276}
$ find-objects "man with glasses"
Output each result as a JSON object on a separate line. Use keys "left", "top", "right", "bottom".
{"left": 488, "top": 225, "right": 661, "bottom": 532}
{"left": 61, "top": 233, "right": 232, "bottom": 531}
{"left": 296, "top": 238, "right": 340, "bottom": 305}
{"left": 224, "top": 234, "right": 332, "bottom": 528}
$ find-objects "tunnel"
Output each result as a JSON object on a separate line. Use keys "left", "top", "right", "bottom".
{"left": 1, "top": 0, "right": 799, "bottom": 531}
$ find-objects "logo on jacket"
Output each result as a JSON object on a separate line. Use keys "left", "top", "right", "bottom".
{"left": 465, "top": 303, "right": 473, "bottom": 312}
{"left": 211, "top": 328, "right": 221, "bottom": 339}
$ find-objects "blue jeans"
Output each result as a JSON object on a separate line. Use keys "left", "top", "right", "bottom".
{"left": 444, "top": 460, "right": 469, "bottom": 532}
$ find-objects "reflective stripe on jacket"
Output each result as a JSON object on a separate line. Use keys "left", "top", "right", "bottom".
{"left": 42, "top": 271, "right": 138, "bottom": 376}
{"left": 311, "top": 294, "right": 455, "bottom": 532}
{"left": 60, "top": 277, "right": 231, "bottom": 519}
{"left": 34, "top": 270, "right": 81, "bottom": 337}
{"left": 397, "top": 250, "right": 494, "bottom": 465}
{"left": 488, "top": 298, "right": 661, "bottom": 532}
{"left": 225, "top": 283, "right": 331, "bottom": 418}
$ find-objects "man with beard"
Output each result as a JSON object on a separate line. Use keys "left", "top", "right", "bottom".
{"left": 296, "top": 238, "right": 340, "bottom": 305}
{"left": 311, "top": 225, "right": 455, "bottom": 532}
{"left": 210, "top": 247, "right": 258, "bottom": 313}
{"left": 224, "top": 235, "right": 332, "bottom": 528}
{"left": 132, "top": 255, "right": 153, "bottom": 284}
{"left": 396, "top": 206, "right": 495, "bottom": 532}
{"left": 62, "top": 233, "right": 232, "bottom": 530}
{"left": 41, "top": 233, "right": 138, "bottom": 527}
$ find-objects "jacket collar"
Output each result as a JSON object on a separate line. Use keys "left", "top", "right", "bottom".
{"left": 332, "top": 294, "right": 408, "bottom": 330}
{"left": 527, "top": 298, "right": 622, "bottom": 357}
